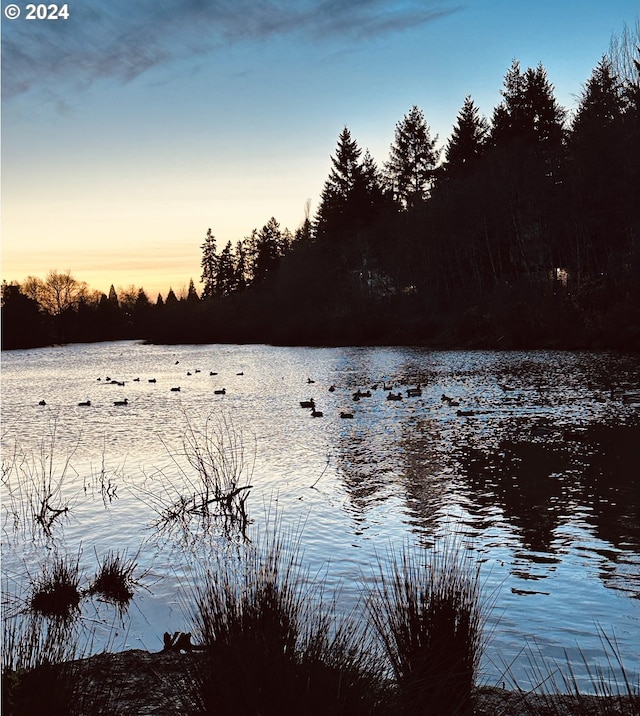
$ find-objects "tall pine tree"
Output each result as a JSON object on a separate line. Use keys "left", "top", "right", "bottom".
{"left": 444, "top": 95, "right": 489, "bottom": 175}
{"left": 386, "top": 105, "right": 439, "bottom": 208}
{"left": 200, "top": 228, "right": 218, "bottom": 299}
{"left": 314, "top": 127, "right": 365, "bottom": 242}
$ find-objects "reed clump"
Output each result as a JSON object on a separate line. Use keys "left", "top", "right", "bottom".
{"left": 88, "top": 549, "right": 138, "bottom": 608}
{"left": 28, "top": 553, "right": 81, "bottom": 621}
{"left": 188, "top": 525, "right": 389, "bottom": 715}
{"left": 367, "top": 541, "right": 484, "bottom": 715}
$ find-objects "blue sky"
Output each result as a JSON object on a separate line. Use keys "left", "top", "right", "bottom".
{"left": 2, "top": 0, "right": 637, "bottom": 298}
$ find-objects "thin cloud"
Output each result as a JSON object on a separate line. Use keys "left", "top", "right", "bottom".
{"left": 2, "top": 0, "right": 460, "bottom": 98}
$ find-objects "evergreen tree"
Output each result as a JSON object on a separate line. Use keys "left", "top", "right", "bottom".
{"left": 491, "top": 60, "right": 528, "bottom": 147}
{"left": 568, "top": 57, "right": 632, "bottom": 273}
{"left": 571, "top": 57, "right": 625, "bottom": 137}
{"left": 359, "top": 149, "right": 388, "bottom": 209}
{"left": 200, "top": 228, "right": 218, "bottom": 298}
{"left": 134, "top": 288, "right": 152, "bottom": 334}
{"left": 216, "top": 241, "right": 236, "bottom": 296}
{"left": 108, "top": 284, "right": 119, "bottom": 306}
{"left": 314, "top": 127, "right": 365, "bottom": 241}
{"left": 444, "top": 95, "right": 489, "bottom": 175}
{"left": 294, "top": 218, "right": 313, "bottom": 247}
{"left": 234, "top": 240, "right": 248, "bottom": 292}
{"left": 491, "top": 61, "right": 565, "bottom": 154}
{"left": 385, "top": 105, "right": 439, "bottom": 208}
{"left": 187, "top": 278, "right": 200, "bottom": 302}
{"left": 253, "top": 217, "right": 283, "bottom": 283}
{"left": 136, "top": 288, "right": 150, "bottom": 309}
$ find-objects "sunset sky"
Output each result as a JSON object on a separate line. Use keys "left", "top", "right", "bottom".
{"left": 2, "top": 0, "right": 637, "bottom": 299}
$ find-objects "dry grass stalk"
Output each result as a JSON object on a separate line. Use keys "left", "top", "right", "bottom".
{"left": 138, "top": 411, "right": 254, "bottom": 540}
{"left": 1, "top": 418, "right": 78, "bottom": 542}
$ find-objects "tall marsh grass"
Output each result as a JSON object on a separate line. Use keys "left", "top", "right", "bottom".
{"left": 188, "top": 522, "right": 389, "bottom": 715}
{"left": 367, "top": 541, "right": 484, "bottom": 715}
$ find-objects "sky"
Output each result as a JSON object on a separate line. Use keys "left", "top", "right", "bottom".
{"left": 2, "top": 0, "right": 638, "bottom": 300}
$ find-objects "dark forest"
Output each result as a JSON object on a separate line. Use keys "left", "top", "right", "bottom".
{"left": 3, "top": 50, "right": 639, "bottom": 351}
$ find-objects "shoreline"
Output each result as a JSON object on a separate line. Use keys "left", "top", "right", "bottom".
{"left": 27, "top": 648, "right": 638, "bottom": 716}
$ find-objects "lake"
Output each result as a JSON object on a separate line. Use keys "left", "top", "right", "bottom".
{"left": 1, "top": 341, "right": 639, "bottom": 690}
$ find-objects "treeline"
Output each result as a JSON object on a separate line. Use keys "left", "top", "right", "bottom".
{"left": 3, "top": 44, "right": 639, "bottom": 351}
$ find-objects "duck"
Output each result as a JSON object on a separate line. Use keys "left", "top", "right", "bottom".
{"left": 311, "top": 408, "right": 323, "bottom": 417}
{"left": 78, "top": 400, "right": 91, "bottom": 407}
{"left": 387, "top": 392, "right": 403, "bottom": 401}
{"left": 38, "top": 400, "right": 47, "bottom": 406}
{"left": 352, "top": 389, "right": 371, "bottom": 401}
{"left": 328, "top": 384, "right": 336, "bottom": 392}
{"left": 148, "top": 378, "right": 157, "bottom": 383}
{"left": 214, "top": 388, "right": 226, "bottom": 395}
{"left": 133, "top": 377, "right": 140, "bottom": 382}
{"left": 236, "top": 371, "right": 244, "bottom": 376}
{"left": 307, "top": 377, "right": 315, "bottom": 384}
{"left": 210, "top": 371, "right": 218, "bottom": 376}
{"left": 114, "top": 398, "right": 129, "bottom": 406}
{"left": 406, "top": 385, "right": 422, "bottom": 397}
{"left": 456, "top": 409, "right": 474, "bottom": 417}
{"left": 171, "top": 386, "right": 181, "bottom": 392}
{"left": 187, "top": 371, "right": 192, "bottom": 376}
{"left": 340, "top": 411, "right": 354, "bottom": 419}
{"left": 300, "top": 399, "right": 315, "bottom": 409}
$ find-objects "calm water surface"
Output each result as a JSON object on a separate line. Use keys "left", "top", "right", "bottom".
{"left": 2, "top": 341, "right": 639, "bottom": 689}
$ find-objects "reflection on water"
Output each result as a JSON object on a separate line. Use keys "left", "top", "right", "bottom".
{"left": 1, "top": 341, "right": 638, "bottom": 688}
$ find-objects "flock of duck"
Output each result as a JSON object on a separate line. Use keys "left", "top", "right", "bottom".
{"left": 36, "top": 364, "right": 239, "bottom": 408}
{"left": 36, "top": 365, "right": 479, "bottom": 419}
{"left": 298, "top": 379, "right": 476, "bottom": 420}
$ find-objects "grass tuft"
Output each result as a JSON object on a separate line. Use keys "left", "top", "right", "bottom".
{"left": 188, "top": 521, "right": 389, "bottom": 715}
{"left": 28, "top": 553, "right": 81, "bottom": 621}
{"left": 367, "top": 540, "right": 484, "bottom": 715}
{"left": 88, "top": 549, "right": 138, "bottom": 609}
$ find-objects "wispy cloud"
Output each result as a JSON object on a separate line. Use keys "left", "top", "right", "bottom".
{"left": 2, "top": 0, "right": 459, "bottom": 98}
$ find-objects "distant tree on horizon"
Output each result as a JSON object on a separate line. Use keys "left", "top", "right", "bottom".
{"left": 166, "top": 288, "right": 178, "bottom": 304}
{"left": 21, "top": 270, "right": 89, "bottom": 316}
{"left": 186, "top": 278, "right": 200, "bottom": 302}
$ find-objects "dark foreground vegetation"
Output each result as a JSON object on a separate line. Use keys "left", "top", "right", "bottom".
{"left": 3, "top": 29, "right": 639, "bottom": 352}
{"left": 3, "top": 529, "right": 638, "bottom": 716}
